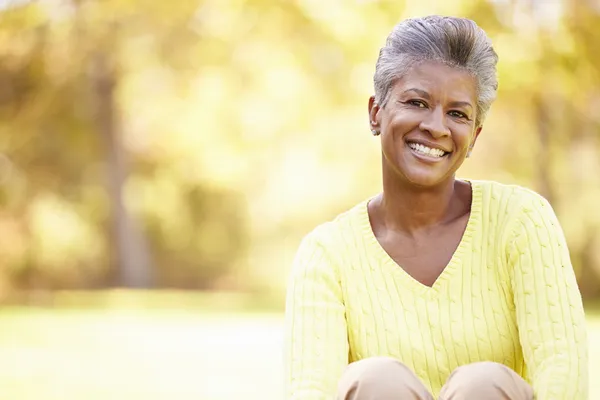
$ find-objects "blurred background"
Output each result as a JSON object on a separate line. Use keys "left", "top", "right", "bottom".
{"left": 0, "top": 0, "right": 599, "bottom": 399}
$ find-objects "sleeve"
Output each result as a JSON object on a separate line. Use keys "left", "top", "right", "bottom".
{"left": 508, "top": 194, "right": 588, "bottom": 399}
{"left": 284, "top": 232, "right": 349, "bottom": 400}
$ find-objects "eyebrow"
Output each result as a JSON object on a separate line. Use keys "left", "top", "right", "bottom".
{"left": 402, "top": 88, "right": 474, "bottom": 110}
{"left": 403, "top": 88, "right": 430, "bottom": 99}
{"left": 448, "top": 100, "right": 474, "bottom": 110}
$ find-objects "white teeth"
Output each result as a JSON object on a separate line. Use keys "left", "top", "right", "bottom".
{"left": 408, "top": 142, "right": 446, "bottom": 158}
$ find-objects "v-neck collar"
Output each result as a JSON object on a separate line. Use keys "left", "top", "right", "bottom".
{"left": 358, "top": 179, "right": 482, "bottom": 297}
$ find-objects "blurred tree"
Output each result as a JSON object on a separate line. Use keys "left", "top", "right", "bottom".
{"left": 0, "top": 0, "right": 598, "bottom": 299}
{"left": 554, "top": 0, "right": 600, "bottom": 297}
{"left": 91, "top": 44, "right": 154, "bottom": 288}
{"left": 0, "top": 0, "right": 248, "bottom": 292}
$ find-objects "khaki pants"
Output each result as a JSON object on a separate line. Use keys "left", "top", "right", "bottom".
{"left": 337, "top": 357, "right": 534, "bottom": 400}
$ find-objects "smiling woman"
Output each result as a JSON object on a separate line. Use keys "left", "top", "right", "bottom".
{"left": 370, "top": 62, "right": 479, "bottom": 188}
{"left": 284, "top": 15, "right": 588, "bottom": 400}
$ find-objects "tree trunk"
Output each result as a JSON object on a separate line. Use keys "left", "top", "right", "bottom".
{"left": 91, "top": 52, "right": 153, "bottom": 288}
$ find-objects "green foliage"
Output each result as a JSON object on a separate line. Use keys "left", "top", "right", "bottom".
{"left": 0, "top": 0, "right": 248, "bottom": 291}
{"left": 0, "top": 0, "right": 599, "bottom": 295}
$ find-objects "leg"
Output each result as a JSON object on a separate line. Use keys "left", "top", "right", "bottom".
{"left": 336, "top": 356, "right": 434, "bottom": 400}
{"left": 439, "top": 362, "right": 533, "bottom": 400}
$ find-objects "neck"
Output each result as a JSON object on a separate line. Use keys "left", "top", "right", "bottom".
{"left": 375, "top": 167, "right": 463, "bottom": 235}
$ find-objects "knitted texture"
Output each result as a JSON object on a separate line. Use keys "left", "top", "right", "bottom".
{"left": 284, "top": 180, "right": 588, "bottom": 399}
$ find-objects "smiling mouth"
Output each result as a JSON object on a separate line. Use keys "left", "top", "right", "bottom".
{"left": 407, "top": 142, "right": 449, "bottom": 158}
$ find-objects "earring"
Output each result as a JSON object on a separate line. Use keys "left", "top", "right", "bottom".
{"left": 371, "top": 129, "right": 379, "bottom": 136}
{"left": 466, "top": 147, "right": 473, "bottom": 158}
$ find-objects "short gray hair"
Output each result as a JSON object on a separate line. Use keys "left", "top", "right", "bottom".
{"left": 374, "top": 16, "right": 499, "bottom": 127}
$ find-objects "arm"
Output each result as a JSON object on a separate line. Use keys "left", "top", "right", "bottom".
{"left": 508, "top": 195, "right": 588, "bottom": 399}
{"left": 284, "top": 232, "right": 349, "bottom": 400}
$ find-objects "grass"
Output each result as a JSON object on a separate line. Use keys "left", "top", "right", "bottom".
{"left": 0, "top": 308, "right": 284, "bottom": 400}
{"left": 0, "top": 295, "right": 598, "bottom": 399}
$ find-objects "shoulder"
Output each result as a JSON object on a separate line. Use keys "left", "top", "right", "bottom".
{"left": 473, "top": 180, "right": 563, "bottom": 249}
{"left": 472, "top": 179, "right": 554, "bottom": 216}
{"left": 299, "top": 198, "right": 370, "bottom": 251}
{"left": 290, "top": 199, "right": 370, "bottom": 277}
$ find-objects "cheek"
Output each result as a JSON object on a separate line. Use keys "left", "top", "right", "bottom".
{"left": 453, "top": 127, "right": 476, "bottom": 146}
{"left": 381, "top": 134, "right": 403, "bottom": 159}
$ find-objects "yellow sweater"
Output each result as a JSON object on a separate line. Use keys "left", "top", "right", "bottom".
{"left": 284, "top": 180, "right": 588, "bottom": 399}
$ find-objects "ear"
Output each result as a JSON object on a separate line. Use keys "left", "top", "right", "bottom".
{"left": 471, "top": 126, "right": 483, "bottom": 149}
{"left": 368, "top": 96, "right": 380, "bottom": 131}
{"left": 466, "top": 126, "right": 482, "bottom": 158}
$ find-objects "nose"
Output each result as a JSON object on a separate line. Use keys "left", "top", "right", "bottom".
{"left": 419, "top": 106, "right": 450, "bottom": 138}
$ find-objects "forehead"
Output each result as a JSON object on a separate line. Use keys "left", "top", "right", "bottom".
{"left": 392, "top": 61, "right": 477, "bottom": 101}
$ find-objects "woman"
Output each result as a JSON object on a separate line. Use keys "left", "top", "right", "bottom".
{"left": 283, "top": 15, "right": 588, "bottom": 400}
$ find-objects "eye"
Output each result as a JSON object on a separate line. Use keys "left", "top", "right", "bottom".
{"left": 448, "top": 110, "right": 468, "bottom": 119}
{"left": 407, "top": 100, "right": 427, "bottom": 108}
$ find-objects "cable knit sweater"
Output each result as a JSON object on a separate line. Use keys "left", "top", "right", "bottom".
{"left": 284, "top": 179, "right": 588, "bottom": 399}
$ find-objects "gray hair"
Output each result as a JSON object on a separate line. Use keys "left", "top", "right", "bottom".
{"left": 374, "top": 16, "right": 499, "bottom": 127}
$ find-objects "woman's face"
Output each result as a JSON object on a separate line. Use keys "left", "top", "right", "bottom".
{"left": 369, "top": 61, "right": 481, "bottom": 188}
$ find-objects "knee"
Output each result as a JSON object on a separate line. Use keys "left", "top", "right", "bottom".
{"left": 451, "top": 361, "right": 506, "bottom": 382}
{"left": 442, "top": 362, "right": 532, "bottom": 399}
{"left": 337, "top": 357, "right": 431, "bottom": 400}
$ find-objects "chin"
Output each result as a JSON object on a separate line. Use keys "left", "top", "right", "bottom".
{"left": 396, "top": 153, "right": 462, "bottom": 188}
{"left": 399, "top": 166, "right": 455, "bottom": 188}
{"left": 406, "top": 174, "right": 448, "bottom": 188}
{"left": 383, "top": 153, "right": 459, "bottom": 188}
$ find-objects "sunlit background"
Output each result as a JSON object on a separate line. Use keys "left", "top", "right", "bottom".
{"left": 1, "top": 0, "right": 599, "bottom": 399}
